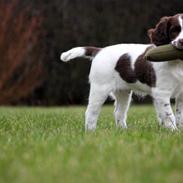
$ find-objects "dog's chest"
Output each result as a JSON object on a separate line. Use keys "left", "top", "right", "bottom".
{"left": 170, "top": 61, "right": 183, "bottom": 83}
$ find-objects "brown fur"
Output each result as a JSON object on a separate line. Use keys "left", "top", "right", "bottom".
{"left": 148, "top": 16, "right": 171, "bottom": 46}
{"left": 115, "top": 54, "right": 137, "bottom": 83}
{"left": 148, "top": 14, "right": 182, "bottom": 46}
{"left": 135, "top": 46, "right": 156, "bottom": 87}
{"left": 115, "top": 46, "right": 156, "bottom": 87}
{"left": 169, "top": 15, "right": 182, "bottom": 40}
{"left": 85, "top": 47, "right": 101, "bottom": 57}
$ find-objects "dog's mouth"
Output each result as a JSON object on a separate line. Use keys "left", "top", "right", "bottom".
{"left": 171, "top": 41, "right": 183, "bottom": 50}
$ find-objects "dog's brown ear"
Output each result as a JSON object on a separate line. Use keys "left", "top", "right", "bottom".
{"left": 148, "top": 16, "right": 170, "bottom": 46}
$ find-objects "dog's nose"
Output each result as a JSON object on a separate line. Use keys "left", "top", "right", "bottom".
{"left": 179, "top": 39, "right": 183, "bottom": 46}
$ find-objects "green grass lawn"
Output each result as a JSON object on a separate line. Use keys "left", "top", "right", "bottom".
{"left": 0, "top": 105, "right": 183, "bottom": 183}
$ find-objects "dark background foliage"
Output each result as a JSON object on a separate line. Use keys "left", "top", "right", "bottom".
{"left": 2, "top": 0, "right": 183, "bottom": 105}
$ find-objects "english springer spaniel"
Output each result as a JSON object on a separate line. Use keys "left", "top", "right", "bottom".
{"left": 61, "top": 14, "right": 183, "bottom": 131}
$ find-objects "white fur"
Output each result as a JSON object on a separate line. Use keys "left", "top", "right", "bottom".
{"left": 176, "top": 93, "right": 183, "bottom": 128}
{"left": 61, "top": 15, "right": 183, "bottom": 131}
{"left": 171, "top": 16, "right": 183, "bottom": 49}
{"left": 61, "top": 47, "right": 86, "bottom": 62}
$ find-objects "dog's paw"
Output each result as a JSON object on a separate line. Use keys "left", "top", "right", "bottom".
{"left": 176, "top": 122, "right": 183, "bottom": 129}
{"left": 162, "top": 120, "right": 177, "bottom": 131}
{"left": 85, "top": 123, "right": 96, "bottom": 132}
{"left": 60, "top": 47, "right": 85, "bottom": 62}
{"left": 116, "top": 120, "right": 128, "bottom": 129}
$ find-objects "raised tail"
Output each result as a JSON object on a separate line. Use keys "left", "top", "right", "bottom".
{"left": 60, "top": 46, "right": 101, "bottom": 62}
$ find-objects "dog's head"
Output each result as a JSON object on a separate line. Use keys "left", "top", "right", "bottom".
{"left": 148, "top": 14, "right": 183, "bottom": 49}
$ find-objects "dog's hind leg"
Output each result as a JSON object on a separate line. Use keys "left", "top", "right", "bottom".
{"left": 85, "top": 83, "right": 111, "bottom": 131}
{"left": 113, "top": 90, "right": 132, "bottom": 129}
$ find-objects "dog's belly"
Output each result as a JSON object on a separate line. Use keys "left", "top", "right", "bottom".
{"left": 115, "top": 75, "right": 152, "bottom": 95}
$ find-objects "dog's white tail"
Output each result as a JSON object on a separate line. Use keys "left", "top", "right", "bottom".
{"left": 60, "top": 46, "right": 101, "bottom": 62}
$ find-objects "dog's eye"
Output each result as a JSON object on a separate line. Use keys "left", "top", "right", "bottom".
{"left": 170, "top": 26, "right": 181, "bottom": 33}
{"left": 170, "top": 25, "right": 181, "bottom": 39}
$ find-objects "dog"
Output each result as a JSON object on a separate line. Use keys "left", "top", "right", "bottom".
{"left": 61, "top": 14, "right": 183, "bottom": 131}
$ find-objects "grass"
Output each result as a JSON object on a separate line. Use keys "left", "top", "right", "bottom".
{"left": 0, "top": 105, "right": 183, "bottom": 183}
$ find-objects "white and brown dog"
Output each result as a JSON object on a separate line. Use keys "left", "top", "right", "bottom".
{"left": 61, "top": 14, "right": 183, "bottom": 131}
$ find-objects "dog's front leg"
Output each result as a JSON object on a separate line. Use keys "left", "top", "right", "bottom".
{"left": 153, "top": 97, "right": 177, "bottom": 130}
{"left": 176, "top": 93, "right": 183, "bottom": 129}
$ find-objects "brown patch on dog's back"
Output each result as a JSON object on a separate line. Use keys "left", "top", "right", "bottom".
{"left": 115, "top": 46, "right": 156, "bottom": 87}
{"left": 135, "top": 46, "right": 156, "bottom": 87}
{"left": 115, "top": 54, "right": 137, "bottom": 83}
